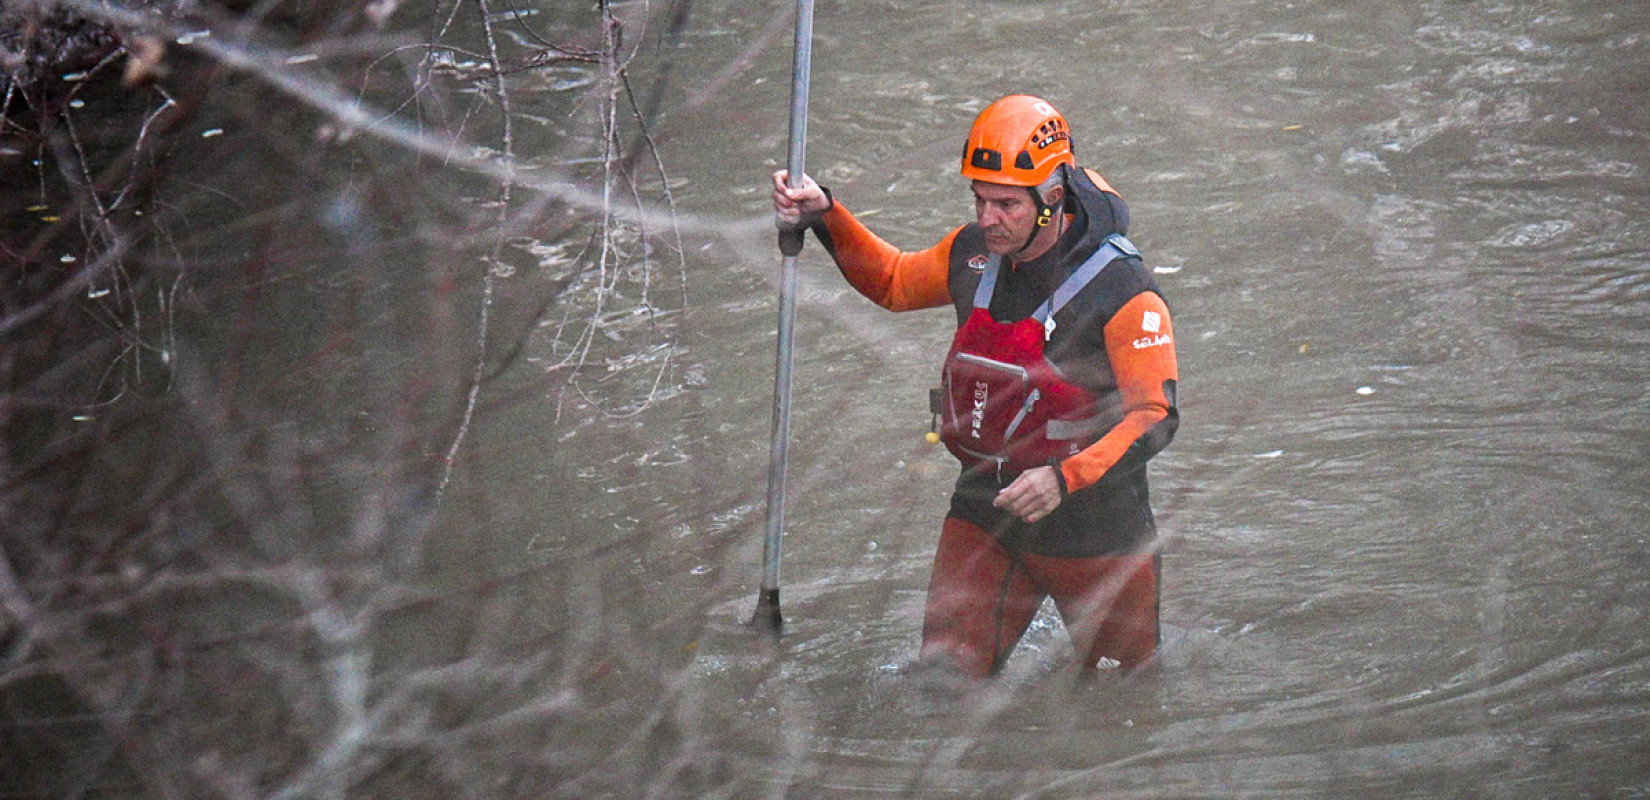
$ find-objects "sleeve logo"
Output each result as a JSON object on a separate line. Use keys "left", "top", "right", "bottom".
{"left": 1133, "top": 309, "right": 1172, "bottom": 349}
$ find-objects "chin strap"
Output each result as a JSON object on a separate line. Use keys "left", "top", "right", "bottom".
{"left": 1012, "top": 164, "right": 1068, "bottom": 258}
{"left": 1015, "top": 186, "right": 1060, "bottom": 257}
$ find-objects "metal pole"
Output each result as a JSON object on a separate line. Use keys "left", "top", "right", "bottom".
{"left": 753, "top": 0, "right": 814, "bottom": 635}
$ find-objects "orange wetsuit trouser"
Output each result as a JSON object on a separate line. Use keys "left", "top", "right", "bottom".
{"left": 919, "top": 516, "right": 1160, "bottom": 678}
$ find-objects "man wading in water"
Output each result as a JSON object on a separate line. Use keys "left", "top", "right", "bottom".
{"left": 771, "top": 94, "right": 1179, "bottom": 679}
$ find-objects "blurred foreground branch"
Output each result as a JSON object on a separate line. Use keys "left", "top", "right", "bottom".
{"left": 0, "top": 0, "right": 735, "bottom": 797}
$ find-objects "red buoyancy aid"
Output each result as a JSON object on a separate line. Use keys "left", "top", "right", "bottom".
{"left": 940, "top": 234, "right": 1139, "bottom": 477}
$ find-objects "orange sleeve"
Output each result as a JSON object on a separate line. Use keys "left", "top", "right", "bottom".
{"left": 1059, "top": 291, "right": 1179, "bottom": 493}
{"left": 817, "top": 201, "right": 955, "bottom": 312}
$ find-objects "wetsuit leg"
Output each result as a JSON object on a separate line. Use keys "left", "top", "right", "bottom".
{"left": 1023, "top": 551, "right": 1160, "bottom": 670}
{"left": 919, "top": 516, "right": 1045, "bottom": 678}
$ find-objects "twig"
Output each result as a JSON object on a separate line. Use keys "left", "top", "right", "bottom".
{"left": 434, "top": 0, "right": 517, "bottom": 505}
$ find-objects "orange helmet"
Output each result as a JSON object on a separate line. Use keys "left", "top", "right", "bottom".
{"left": 959, "top": 95, "right": 1075, "bottom": 187}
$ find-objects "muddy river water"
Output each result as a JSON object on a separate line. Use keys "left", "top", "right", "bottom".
{"left": 398, "top": 0, "right": 1650, "bottom": 797}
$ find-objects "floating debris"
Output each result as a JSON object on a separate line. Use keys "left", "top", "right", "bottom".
{"left": 1282, "top": 124, "right": 1304, "bottom": 131}
{"left": 176, "top": 31, "right": 211, "bottom": 45}
{"left": 286, "top": 53, "right": 319, "bottom": 65}
{"left": 60, "top": 254, "right": 76, "bottom": 263}
{"left": 1356, "top": 386, "right": 1375, "bottom": 395}
{"left": 1255, "top": 450, "right": 1284, "bottom": 459}
{"left": 201, "top": 128, "right": 224, "bottom": 138}
{"left": 1153, "top": 264, "right": 1182, "bottom": 274}
{"left": 87, "top": 288, "right": 110, "bottom": 299}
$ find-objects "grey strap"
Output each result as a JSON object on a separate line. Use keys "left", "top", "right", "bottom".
{"left": 970, "top": 234, "right": 1139, "bottom": 319}
{"left": 1033, "top": 234, "right": 1138, "bottom": 323}
{"left": 971, "top": 253, "right": 1004, "bottom": 309}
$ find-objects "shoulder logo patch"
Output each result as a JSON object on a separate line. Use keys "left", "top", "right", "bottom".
{"left": 967, "top": 254, "right": 989, "bottom": 273}
{"left": 1132, "top": 309, "right": 1172, "bottom": 349}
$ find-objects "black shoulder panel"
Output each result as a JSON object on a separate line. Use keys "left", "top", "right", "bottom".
{"left": 1082, "top": 254, "right": 1161, "bottom": 324}
{"left": 946, "top": 224, "right": 989, "bottom": 325}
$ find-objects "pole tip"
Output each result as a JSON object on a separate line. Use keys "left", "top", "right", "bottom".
{"left": 750, "top": 588, "right": 783, "bottom": 636}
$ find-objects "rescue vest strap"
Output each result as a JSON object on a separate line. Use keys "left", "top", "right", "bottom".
{"left": 970, "top": 234, "right": 1139, "bottom": 319}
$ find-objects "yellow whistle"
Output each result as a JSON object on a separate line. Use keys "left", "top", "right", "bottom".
{"left": 924, "top": 431, "right": 940, "bottom": 445}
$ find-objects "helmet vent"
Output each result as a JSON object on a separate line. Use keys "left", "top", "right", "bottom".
{"left": 969, "top": 147, "right": 1003, "bottom": 172}
{"left": 1014, "top": 151, "right": 1035, "bottom": 170}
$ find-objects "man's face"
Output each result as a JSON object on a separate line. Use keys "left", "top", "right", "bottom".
{"left": 973, "top": 180, "right": 1040, "bottom": 256}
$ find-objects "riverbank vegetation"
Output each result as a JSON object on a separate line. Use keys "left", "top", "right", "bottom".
{"left": 2, "top": 1, "right": 725, "bottom": 796}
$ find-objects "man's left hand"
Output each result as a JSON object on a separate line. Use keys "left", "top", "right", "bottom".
{"left": 993, "top": 466, "right": 1063, "bottom": 524}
